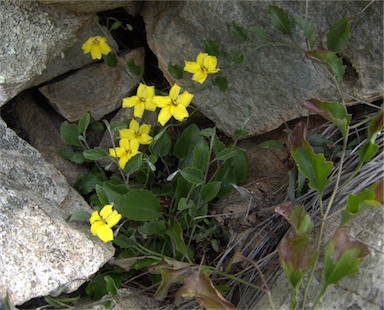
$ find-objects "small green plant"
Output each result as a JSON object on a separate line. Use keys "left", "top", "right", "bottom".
{"left": 56, "top": 6, "right": 383, "bottom": 310}
{"left": 60, "top": 26, "right": 248, "bottom": 308}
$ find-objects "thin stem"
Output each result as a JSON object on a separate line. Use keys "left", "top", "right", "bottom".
{"left": 301, "top": 127, "right": 349, "bottom": 309}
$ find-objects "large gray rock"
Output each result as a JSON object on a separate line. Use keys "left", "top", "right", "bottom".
{"left": 38, "top": 0, "right": 135, "bottom": 14}
{"left": 0, "top": 0, "right": 117, "bottom": 107}
{"left": 0, "top": 118, "right": 115, "bottom": 306}
{"left": 255, "top": 207, "right": 384, "bottom": 309}
{"left": 39, "top": 48, "right": 145, "bottom": 122}
{"left": 143, "top": 1, "right": 383, "bottom": 136}
{"left": 12, "top": 92, "right": 89, "bottom": 186}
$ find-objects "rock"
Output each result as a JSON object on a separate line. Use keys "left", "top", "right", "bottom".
{"left": 0, "top": 0, "right": 117, "bottom": 107}
{"left": 142, "top": 1, "right": 383, "bottom": 136}
{"left": 38, "top": 0, "right": 135, "bottom": 14}
{"left": 39, "top": 48, "right": 145, "bottom": 122}
{"left": 0, "top": 118, "right": 115, "bottom": 306}
{"left": 12, "top": 92, "right": 89, "bottom": 186}
{"left": 255, "top": 207, "right": 384, "bottom": 309}
{"left": 32, "top": 16, "right": 118, "bottom": 88}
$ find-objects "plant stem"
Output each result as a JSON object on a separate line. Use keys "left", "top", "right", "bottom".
{"left": 301, "top": 127, "right": 349, "bottom": 309}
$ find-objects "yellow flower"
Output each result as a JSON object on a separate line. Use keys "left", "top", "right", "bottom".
{"left": 122, "top": 83, "right": 156, "bottom": 118}
{"left": 184, "top": 52, "right": 220, "bottom": 84}
{"left": 90, "top": 204, "right": 122, "bottom": 242}
{"left": 109, "top": 138, "right": 140, "bottom": 169}
{"left": 82, "top": 36, "right": 112, "bottom": 60}
{"left": 119, "top": 119, "right": 152, "bottom": 145}
{"left": 153, "top": 83, "right": 193, "bottom": 126}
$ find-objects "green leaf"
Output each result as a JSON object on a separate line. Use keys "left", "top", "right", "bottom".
{"left": 204, "top": 39, "right": 221, "bottom": 56}
{"left": 248, "top": 25, "right": 269, "bottom": 42}
{"left": 290, "top": 122, "right": 333, "bottom": 193}
{"left": 275, "top": 204, "right": 312, "bottom": 237}
{"left": 327, "top": 18, "right": 352, "bottom": 52}
{"left": 66, "top": 210, "right": 91, "bottom": 223}
{"left": 102, "top": 181, "right": 129, "bottom": 204}
{"left": 257, "top": 139, "right": 286, "bottom": 151}
{"left": 109, "top": 121, "right": 127, "bottom": 132}
{"left": 215, "top": 148, "right": 238, "bottom": 161}
{"left": 230, "top": 21, "right": 248, "bottom": 41}
{"left": 200, "top": 181, "right": 221, "bottom": 202}
{"left": 104, "top": 275, "right": 118, "bottom": 296}
{"left": 214, "top": 148, "right": 248, "bottom": 196}
{"left": 75, "top": 173, "right": 103, "bottom": 195}
{"left": 174, "top": 124, "right": 205, "bottom": 168}
{"left": 78, "top": 113, "right": 91, "bottom": 133}
{"left": 233, "top": 128, "right": 249, "bottom": 140}
{"left": 179, "top": 167, "right": 204, "bottom": 184}
{"left": 230, "top": 52, "right": 245, "bottom": 65}
{"left": 212, "top": 76, "right": 228, "bottom": 92}
{"left": 193, "top": 140, "right": 210, "bottom": 172}
{"left": 177, "top": 197, "right": 195, "bottom": 211}
{"left": 110, "top": 21, "right": 122, "bottom": 31}
{"left": 123, "top": 153, "right": 143, "bottom": 175}
{"left": 86, "top": 273, "right": 122, "bottom": 300}
{"left": 59, "top": 146, "right": 85, "bottom": 164}
{"left": 341, "top": 180, "right": 383, "bottom": 225}
{"left": 115, "top": 190, "right": 162, "bottom": 221}
{"left": 83, "top": 148, "right": 108, "bottom": 161}
{"left": 168, "top": 63, "right": 184, "bottom": 79}
{"left": 138, "top": 221, "right": 166, "bottom": 238}
{"left": 358, "top": 109, "right": 383, "bottom": 165}
{"left": 150, "top": 129, "right": 172, "bottom": 157}
{"left": 279, "top": 233, "right": 315, "bottom": 287}
{"left": 358, "top": 142, "right": 379, "bottom": 166}
{"left": 323, "top": 229, "right": 369, "bottom": 288}
{"left": 96, "top": 184, "right": 109, "bottom": 205}
{"left": 127, "top": 58, "right": 143, "bottom": 76}
{"left": 306, "top": 50, "right": 346, "bottom": 82}
{"left": 302, "top": 99, "right": 351, "bottom": 138}
{"left": 294, "top": 18, "right": 317, "bottom": 49}
{"left": 268, "top": 5, "right": 292, "bottom": 35}
{"left": 165, "top": 220, "right": 189, "bottom": 258}
{"left": 60, "top": 121, "right": 81, "bottom": 147}
{"left": 103, "top": 53, "right": 118, "bottom": 68}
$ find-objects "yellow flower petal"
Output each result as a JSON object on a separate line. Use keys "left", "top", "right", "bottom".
{"left": 139, "top": 124, "right": 151, "bottom": 135}
{"left": 171, "top": 105, "right": 189, "bottom": 122}
{"left": 130, "top": 119, "right": 140, "bottom": 132}
{"left": 169, "top": 84, "right": 181, "bottom": 100}
{"left": 90, "top": 221, "right": 103, "bottom": 236}
{"left": 158, "top": 106, "right": 172, "bottom": 126}
{"left": 120, "top": 138, "right": 130, "bottom": 150}
{"left": 139, "top": 133, "right": 152, "bottom": 145}
{"left": 96, "top": 224, "right": 114, "bottom": 242}
{"left": 105, "top": 212, "right": 122, "bottom": 228}
{"left": 143, "top": 85, "right": 155, "bottom": 99}
{"left": 177, "top": 91, "right": 194, "bottom": 107}
{"left": 100, "top": 204, "right": 113, "bottom": 219}
{"left": 145, "top": 100, "right": 157, "bottom": 111}
{"left": 82, "top": 39, "right": 93, "bottom": 53}
{"left": 109, "top": 147, "right": 126, "bottom": 158}
{"left": 129, "top": 139, "right": 140, "bottom": 152}
{"left": 122, "top": 96, "right": 139, "bottom": 108}
{"left": 119, "top": 156, "right": 129, "bottom": 169}
{"left": 90, "top": 211, "right": 101, "bottom": 224}
{"left": 153, "top": 96, "right": 171, "bottom": 108}
{"left": 133, "top": 102, "right": 145, "bottom": 118}
{"left": 204, "top": 55, "right": 219, "bottom": 73}
{"left": 196, "top": 52, "right": 208, "bottom": 66}
{"left": 184, "top": 61, "right": 201, "bottom": 73}
{"left": 119, "top": 129, "right": 133, "bottom": 140}
{"left": 192, "top": 70, "right": 208, "bottom": 84}
{"left": 91, "top": 47, "right": 102, "bottom": 60}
